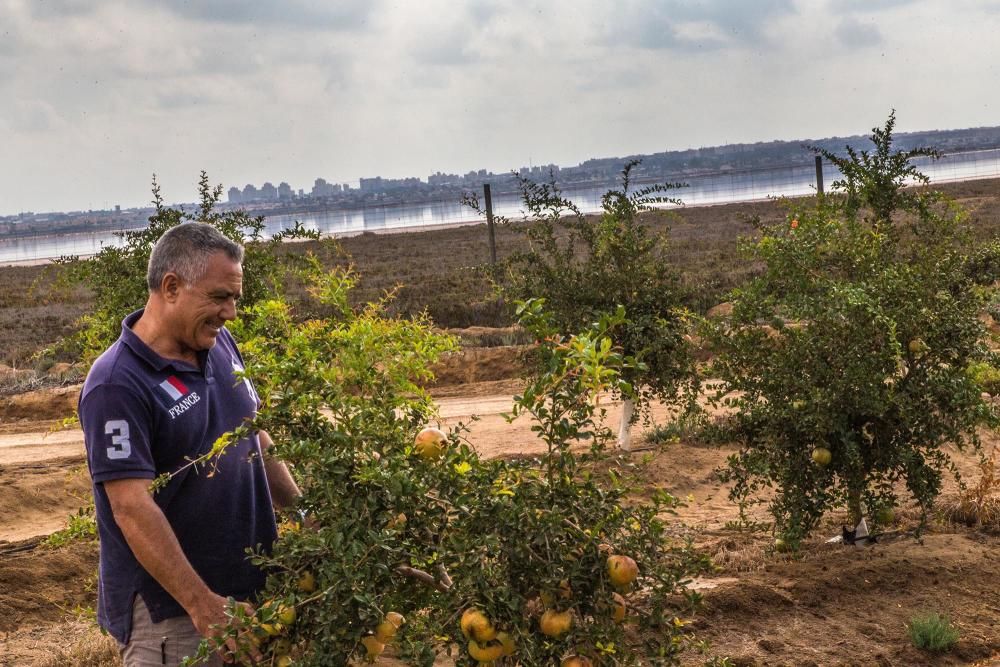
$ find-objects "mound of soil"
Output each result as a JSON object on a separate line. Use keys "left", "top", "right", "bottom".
{"left": 429, "top": 345, "right": 532, "bottom": 387}
{"left": 0, "top": 540, "right": 109, "bottom": 666}
{"left": 0, "top": 384, "right": 80, "bottom": 423}
{"left": 0, "top": 455, "right": 90, "bottom": 542}
{"left": 0, "top": 540, "right": 97, "bottom": 633}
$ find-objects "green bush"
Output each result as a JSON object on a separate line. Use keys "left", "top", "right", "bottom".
{"left": 51, "top": 172, "right": 320, "bottom": 366}
{"left": 707, "top": 113, "right": 995, "bottom": 547}
{"left": 43, "top": 505, "right": 97, "bottom": 548}
{"left": 177, "top": 267, "right": 710, "bottom": 666}
{"left": 646, "top": 412, "right": 710, "bottom": 447}
{"left": 811, "top": 109, "right": 941, "bottom": 227}
{"left": 467, "top": 162, "right": 699, "bottom": 449}
{"left": 966, "top": 361, "right": 1000, "bottom": 395}
{"left": 908, "top": 612, "right": 960, "bottom": 652}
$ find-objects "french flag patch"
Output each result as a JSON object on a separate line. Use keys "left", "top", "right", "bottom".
{"left": 158, "top": 376, "right": 189, "bottom": 401}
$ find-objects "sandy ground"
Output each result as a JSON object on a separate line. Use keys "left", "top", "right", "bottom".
{"left": 1, "top": 380, "right": 1000, "bottom": 666}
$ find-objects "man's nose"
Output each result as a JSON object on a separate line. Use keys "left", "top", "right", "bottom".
{"left": 220, "top": 298, "right": 238, "bottom": 321}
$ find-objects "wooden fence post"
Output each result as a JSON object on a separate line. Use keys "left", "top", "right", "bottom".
{"left": 815, "top": 155, "right": 824, "bottom": 197}
{"left": 484, "top": 183, "right": 497, "bottom": 265}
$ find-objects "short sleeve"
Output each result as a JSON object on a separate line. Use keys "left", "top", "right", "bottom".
{"left": 81, "top": 383, "right": 156, "bottom": 483}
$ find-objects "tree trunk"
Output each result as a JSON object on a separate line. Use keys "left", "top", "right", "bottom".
{"left": 617, "top": 398, "right": 635, "bottom": 451}
{"left": 847, "top": 484, "right": 864, "bottom": 528}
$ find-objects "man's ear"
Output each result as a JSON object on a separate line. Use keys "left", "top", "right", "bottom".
{"left": 161, "top": 273, "right": 182, "bottom": 302}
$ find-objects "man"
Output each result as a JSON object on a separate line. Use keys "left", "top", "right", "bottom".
{"left": 80, "top": 222, "right": 300, "bottom": 665}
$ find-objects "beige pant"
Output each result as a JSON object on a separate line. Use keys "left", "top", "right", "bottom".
{"left": 120, "top": 597, "right": 224, "bottom": 667}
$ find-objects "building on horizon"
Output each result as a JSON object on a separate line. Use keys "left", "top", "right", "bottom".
{"left": 311, "top": 178, "right": 342, "bottom": 198}
{"left": 359, "top": 175, "right": 422, "bottom": 193}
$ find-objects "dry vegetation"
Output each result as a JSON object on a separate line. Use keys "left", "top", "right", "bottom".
{"left": 7, "top": 177, "right": 1000, "bottom": 373}
{"left": 1, "top": 191, "right": 785, "bottom": 368}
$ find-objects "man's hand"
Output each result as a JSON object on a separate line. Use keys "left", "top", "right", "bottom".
{"left": 189, "top": 594, "right": 262, "bottom": 664}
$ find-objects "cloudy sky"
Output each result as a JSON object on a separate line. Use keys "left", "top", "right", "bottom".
{"left": 3, "top": 0, "right": 999, "bottom": 215}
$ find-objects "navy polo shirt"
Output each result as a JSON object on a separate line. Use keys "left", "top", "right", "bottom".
{"left": 80, "top": 309, "right": 278, "bottom": 645}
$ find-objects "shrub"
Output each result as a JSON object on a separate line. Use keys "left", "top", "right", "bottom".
{"left": 50, "top": 172, "right": 320, "bottom": 366}
{"left": 467, "top": 162, "right": 699, "bottom": 450}
{"left": 177, "top": 265, "right": 710, "bottom": 666}
{"left": 908, "top": 612, "right": 960, "bottom": 652}
{"left": 42, "top": 505, "right": 97, "bottom": 548}
{"left": 941, "top": 448, "right": 1000, "bottom": 530}
{"left": 811, "top": 109, "right": 941, "bottom": 227}
{"left": 645, "top": 411, "right": 710, "bottom": 447}
{"left": 708, "top": 113, "right": 995, "bottom": 547}
{"left": 966, "top": 361, "right": 1000, "bottom": 395}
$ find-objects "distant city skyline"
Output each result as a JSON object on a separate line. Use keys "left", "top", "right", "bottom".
{"left": 5, "top": 1, "right": 1000, "bottom": 216}
{"left": 222, "top": 123, "right": 1000, "bottom": 210}
{"left": 7, "top": 120, "right": 1000, "bottom": 219}
{"left": 7, "top": 119, "right": 1000, "bottom": 222}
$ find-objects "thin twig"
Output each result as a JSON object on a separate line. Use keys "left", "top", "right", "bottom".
{"left": 396, "top": 565, "right": 451, "bottom": 592}
{"left": 435, "top": 563, "right": 454, "bottom": 588}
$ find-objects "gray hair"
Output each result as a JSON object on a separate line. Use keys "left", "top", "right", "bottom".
{"left": 147, "top": 222, "right": 244, "bottom": 291}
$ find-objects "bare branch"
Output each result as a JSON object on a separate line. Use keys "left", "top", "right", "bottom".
{"left": 396, "top": 565, "right": 451, "bottom": 592}
{"left": 435, "top": 563, "right": 454, "bottom": 589}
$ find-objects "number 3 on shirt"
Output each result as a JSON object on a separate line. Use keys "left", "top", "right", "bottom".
{"left": 104, "top": 420, "right": 132, "bottom": 459}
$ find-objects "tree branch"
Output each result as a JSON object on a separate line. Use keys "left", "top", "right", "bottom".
{"left": 396, "top": 565, "right": 452, "bottom": 593}
{"left": 435, "top": 563, "right": 454, "bottom": 589}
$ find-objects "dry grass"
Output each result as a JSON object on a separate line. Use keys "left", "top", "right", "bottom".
{"left": 443, "top": 325, "right": 533, "bottom": 348}
{"left": 6, "top": 178, "right": 1000, "bottom": 369}
{"left": 707, "top": 535, "right": 773, "bottom": 573}
{"left": 0, "top": 369, "right": 54, "bottom": 397}
{"left": 33, "top": 622, "right": 120, "bottom": 667}
{"left": 941, "top": 448, "right": 1000, "bottom": 531}
{"left": 0, "top": 363, "right": 85, "bottom": 397}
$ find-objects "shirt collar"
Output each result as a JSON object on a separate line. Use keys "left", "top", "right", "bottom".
{"left": 119, "top": 309, "right": 202, "bottom": 374}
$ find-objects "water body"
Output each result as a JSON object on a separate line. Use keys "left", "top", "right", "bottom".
{"left": 3, "top": 149, "right": 1000, "bottom": 265}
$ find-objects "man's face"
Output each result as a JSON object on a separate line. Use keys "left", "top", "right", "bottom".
{"left": 171, "top": 252, "right": 243, "bottom": 353}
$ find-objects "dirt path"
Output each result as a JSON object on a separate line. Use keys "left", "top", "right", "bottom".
{"left": 0, "top": 428, "right": 85, "bottom": 466}
{"left": 0, "top": 381, "right": 551, "bottom": 548}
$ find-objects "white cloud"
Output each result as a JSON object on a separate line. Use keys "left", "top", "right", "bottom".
{"left": 3, "top": 98, "right": 65, "bottom": 132}
{"left": 606, "top": 0, "right": 797, "bottom": 51}
{"left": 3, "top": 0, "right": 1000, "bottom": 214}
{"left": 834, "top": 16, "right": 883, "bottom": 47}
{"left": 139, "top": 0, "right": 375, "bottom": 31}
{"left": 833, "top": 0, "right": 921, "bottom": 11}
